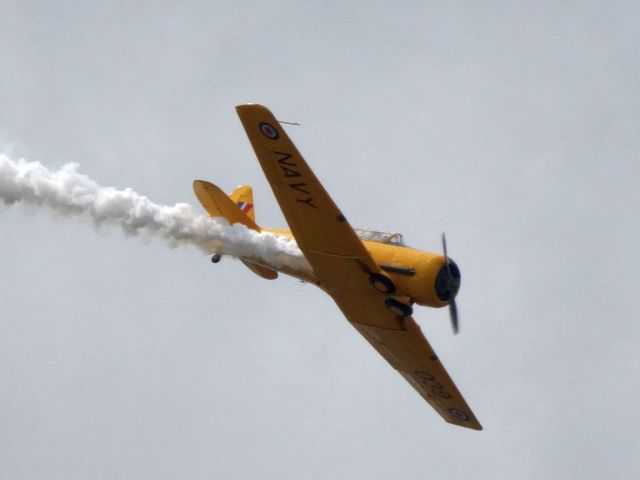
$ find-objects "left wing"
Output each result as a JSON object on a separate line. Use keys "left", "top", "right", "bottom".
{"left": 235, "top": 104, "right": 379, "bottom": 268}
{"left": 236, "top": 104, "right": 481, "bottom": 430}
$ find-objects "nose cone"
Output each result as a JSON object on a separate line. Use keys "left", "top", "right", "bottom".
{"left": 434, "top": 259, "right": 461, "bottom": 302}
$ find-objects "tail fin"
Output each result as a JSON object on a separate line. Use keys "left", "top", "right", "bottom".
{"left": 193, "top": 180, "right": 259, "bottom": 231}
{"left": 229, "top": 185, "right": 255, "bottom": 223}
{"left": 192, "top": 180, "right": 278, "bottom": 280}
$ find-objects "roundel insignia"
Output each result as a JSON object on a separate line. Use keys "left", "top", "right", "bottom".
{"left": 259, "top": 122, "right": 279, "bottom": 140}
{"left": 448, "top": 408, "right": 470, "bottom": 421}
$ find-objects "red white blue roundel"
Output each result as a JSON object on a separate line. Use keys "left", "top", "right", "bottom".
{"left": 448, "top": 408, "right": 470, "bottom": 421}
{"left": 259, "top": 122, "right": 279, "bottom": 140}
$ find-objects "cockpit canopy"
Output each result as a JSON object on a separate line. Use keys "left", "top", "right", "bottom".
{"left": 354, "top": 228, "right": 406, "bottom": 246}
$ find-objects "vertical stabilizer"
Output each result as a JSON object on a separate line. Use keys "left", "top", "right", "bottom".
{"left": 229, "top": 185, "right": 255, "bottom": 222}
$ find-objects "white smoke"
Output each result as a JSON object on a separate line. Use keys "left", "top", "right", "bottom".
{"left": 0, "top": 154, "right": 310, "bottom": 272}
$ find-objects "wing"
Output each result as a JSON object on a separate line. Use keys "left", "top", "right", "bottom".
{"left": 236, "top": 104, "right": 481, "bottom": 430}
{"left": 235, "top": 104, "right": 378, "bottom": 266}
{"left": 321, "top": 261, "right": 482, "bottom": 430}
{"left": 349, "top": 306, "right": 483, "bottom": 430}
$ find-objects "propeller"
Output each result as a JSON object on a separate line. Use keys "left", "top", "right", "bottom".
{"left": 441, "top": 233, "right": 460, "bottom": 334}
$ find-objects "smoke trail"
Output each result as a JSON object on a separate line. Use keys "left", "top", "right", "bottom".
{"left": 0, "top": 154, "right": 310, "bottom": 271}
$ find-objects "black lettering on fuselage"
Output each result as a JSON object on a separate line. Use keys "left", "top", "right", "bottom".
{"left": 273, "top": 151, "right": 316, "bottom": 209}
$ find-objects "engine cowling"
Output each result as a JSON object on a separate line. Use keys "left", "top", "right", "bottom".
{"left": 369, "top": 245, "right": 460, "bottom": 308}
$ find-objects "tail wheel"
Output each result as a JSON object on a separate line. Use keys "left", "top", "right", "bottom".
{"left": 369, "top": 273, "right": 396, "bottom": 294}
{"left": 211, "top": 254, "right": 222, "bottom": 263}
{"left": 385, "top": 298, "right": 413, "bottom": 317}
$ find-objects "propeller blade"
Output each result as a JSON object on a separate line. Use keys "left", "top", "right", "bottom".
{"left": 442, "top": 232, "right": 460, "bottom": 334}
{"left": 442, "top": 232, "right": 449, "bottom": 262}
{"left": 450, "top": 298, "right": 459, "bottom": 334}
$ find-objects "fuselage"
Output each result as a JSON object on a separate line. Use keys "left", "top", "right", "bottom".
{"left": 260, "top": 228, "right": 452, "bottom": 309}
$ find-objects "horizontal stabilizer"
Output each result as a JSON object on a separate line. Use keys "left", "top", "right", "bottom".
{"left": 241, "top": 259, "right": 278, "bottom": 280}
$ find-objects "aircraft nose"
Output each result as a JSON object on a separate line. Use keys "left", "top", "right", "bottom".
{"left": 434, "top": 258, "right": 461, "bottom": 302}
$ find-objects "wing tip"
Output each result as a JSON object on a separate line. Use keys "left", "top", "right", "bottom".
{"left": 448, "top": 419, "right": 483, "bottom": 431}
{"left": 235, "top": 103, "right": 271, "bottom": 114}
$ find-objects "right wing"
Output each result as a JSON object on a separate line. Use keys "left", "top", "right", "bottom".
{"left": 325, "top": 270, "right": 482, "bottom": 430}
{"left": 350, "top": 309, "right": 483, "bottom": 430}
{"left": 236, "top": 104, "right": 481, "bottom": 430}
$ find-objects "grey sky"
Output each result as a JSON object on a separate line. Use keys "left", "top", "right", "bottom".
{"left": 1, "top": 2, "right": 639, "bottom": 478}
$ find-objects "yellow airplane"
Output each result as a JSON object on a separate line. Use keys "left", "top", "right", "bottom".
{"left": 193, "top": 104, "right": 482, "bottom": 431}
